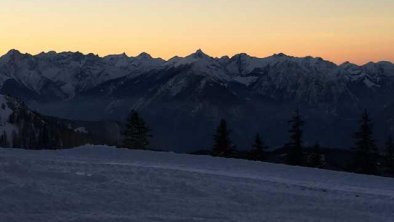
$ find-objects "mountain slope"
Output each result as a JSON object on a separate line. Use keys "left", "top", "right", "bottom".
{"left": 0, "top": 50, "right": 165, "bottom": 99}
{"left": 1, "top": 49, "right": 394, "bottom": 151}
{"left": 0, "top": 145, "right": 393, "bottom": 221}
{"left": 0, "top": 94, "right": 119, "bottom": 148}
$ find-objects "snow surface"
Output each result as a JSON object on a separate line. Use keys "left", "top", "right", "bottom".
{"left": 74, "top": 127, "right": 88, "bottom": 134}
{"left": 0, "top": 145, "right": 393, "bottom": 222}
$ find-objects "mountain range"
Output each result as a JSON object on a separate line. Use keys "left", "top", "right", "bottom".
{"left": 1, "top": 49, "right": 394, "bottom": 151}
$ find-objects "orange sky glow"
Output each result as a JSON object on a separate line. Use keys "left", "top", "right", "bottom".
{"left": 0, "top": 0, "right": 393, "bottom": 65}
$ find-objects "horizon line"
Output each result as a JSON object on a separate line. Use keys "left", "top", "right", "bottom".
{"left": 2, "top": 48, "right": 393, "bottom": 67}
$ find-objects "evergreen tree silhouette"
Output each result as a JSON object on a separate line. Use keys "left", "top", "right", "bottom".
{"left": 213, "top": 119, "right": 233, "bottom": 157}
{"left": 123, "top": 110, "right": 151, "bottom": 149}
{"left": 384, "top": 135, "right": 394, "bottom": 172}
{"left": 249, "top": 133, "right": 267, "bottom": 161}
{"left": 308, "top": 143, "right": 323, "bottom": 168}
{"left": 12, "top": 131, "right": 19, "bottom": 148}
{"left": 286, "top": 110, "right": 305, "bottom": 166}
{"left": 352, "top": 110, "right": 378, "bottom": 175}
{"left": 39, "top": 126, "right": 50, "bottom": 148}
{"left": 0, "top": 131, "right": 8, "bottom": 147}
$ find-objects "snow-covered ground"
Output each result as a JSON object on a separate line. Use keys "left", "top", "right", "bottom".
{"left": 0, "top": 145, "right": 393, "bottom": 222}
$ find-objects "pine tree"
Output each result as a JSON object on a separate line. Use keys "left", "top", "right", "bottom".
{"left": 352, "top": 110, "right": 378, "bottom": 175}
{"left": 0, "top": 131, "right": 8, "bottom": 147}
{"left": 308, "top": 143, "right": 323, "bottom": 168}
{"left": 384, "top": 135, "right": 394, "bottom": 172}
{"left": 11, "top": 131, "right": 19, "bottom": 148}
{"left": 39, "top": 125, "right": 50, "bottom": 148}
{"left": 286, "top": 110, "right": 305, "bottom": 166}
{"left": 212, "top": 119, "right": 233, "bottom": 157}
{"left": 249, "top": 133, "right": 267, "bottom": 161}
{"left": 122, "top": 110, "right": 151, "bottom": 149}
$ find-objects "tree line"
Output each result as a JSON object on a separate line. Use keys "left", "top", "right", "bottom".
{"left": 0, "top": 105, "right": 91, "bottom": 149}
{"left": 121, "top": 110, "right": 394, "bottom": 176}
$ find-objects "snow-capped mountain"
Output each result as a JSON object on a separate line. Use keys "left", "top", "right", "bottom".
{"left": 0, "top": 50, "right": 165, "bottom": 99}
{"left": 0, "top": 49, "right": 394, "bottom": 151}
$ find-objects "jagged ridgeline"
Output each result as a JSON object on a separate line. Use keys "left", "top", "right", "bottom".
{"left": 1, "top": 49, "right": 394, "bottom": 151}
{"left": 0, "top": 95, "right": 120, "bottom": 149}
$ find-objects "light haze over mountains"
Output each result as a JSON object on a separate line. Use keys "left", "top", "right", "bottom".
{"left": 1, "top": 49, "right": 394, "bottom": 151}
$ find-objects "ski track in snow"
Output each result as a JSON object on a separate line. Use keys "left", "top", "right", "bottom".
{"left": 0, "top": 145, "right": 393, "bottom": 222}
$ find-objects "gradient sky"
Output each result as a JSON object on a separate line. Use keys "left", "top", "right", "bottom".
{"left": 0, "top": 0, "right": 393, "bottom": 64}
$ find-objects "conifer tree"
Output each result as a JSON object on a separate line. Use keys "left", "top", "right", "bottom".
{"left": 39, "top": 126, "right": 51, "bottom": 148}
{"left": 384, "top": 135, "right": 394, "bottom": 171}
{"left": 286, "top": 110, "right": 305, "bottom": 166}
{"left": 352, "top": 110, "right": 378, "bottom": 175}
{"left": 12, "top": 131, "right": 19, "bottom": 148}
{"left": 308, "top": 143, "right": 323, "bottom": 168}
{"left": 212, "top": 119, "right": 233, "bottom": 157}
{"left": 249, "top": 133, "right": 267, "bottom": 161}
{"left": 122, "top": 110, "right": 151, "bottom": 149}
{"left": 0, "top": 131, "right": 8, "bottom": 147}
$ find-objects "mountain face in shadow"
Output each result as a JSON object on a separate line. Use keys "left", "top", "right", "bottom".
{"left": 0, "top": 94, "right": 120, "bottom": 149}
{"left": 1, "top": 49, "right": 394, "bottom": 151}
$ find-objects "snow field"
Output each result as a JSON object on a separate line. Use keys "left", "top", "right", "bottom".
{"left": 0, "top": 145, "right": 393, "bottom": 222}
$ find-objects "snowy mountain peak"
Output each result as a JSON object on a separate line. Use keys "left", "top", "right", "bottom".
{"left": 1, "top": 49, "right": 26, "bottom": 62}
{"left": 167, "top": 49, "right": 214, "bottom": 67}
{"left": 191, "top": 49, "right": 210, "bottom": 58}
{"left": 120, "top": 52, "right": 128, "bottom": 57}
{"left": 86, "top": 53, "right": 99, "bottom": 58}
{"left": 273, "top": 52, "right": 288, "bottom": 57}
{"left": 1, "top": 50, "right": 394, "bottom": 151}
{"left": 0, "top": 49, "right": 394, "bottom": 101}
{"left": 340, "top": 61, "right": 357, "bottom": 66}
{"left": 218, "top": 56, "right": 230, "bottom": 65}
{"left": 103, "top": 53, "right": 129, "bottom": 61}
{"left": 233, "top": 53, "right": 251, "bottom": 58}
{"left": 36, "top": 51, "right": 58, "bottom": 58}
{"left": 4, "top": 49, "right": 22, "bottom": 56}
{"left": 136, "top": 52, "right": 152, "bottom": 59}
{"left": 230, "top": 53, "right": 254, "bottom": 62}
{"left": 0, "top": 49, "right": 32, "bottom": 65}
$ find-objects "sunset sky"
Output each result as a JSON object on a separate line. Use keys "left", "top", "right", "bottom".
{"left": 0, "top": 0, "right": 393, "bottom": 64}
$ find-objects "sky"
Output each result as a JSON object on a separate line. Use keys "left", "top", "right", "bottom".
{"left": 0, "top": 0, "right": 393, "bottom": 64}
